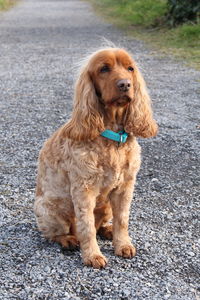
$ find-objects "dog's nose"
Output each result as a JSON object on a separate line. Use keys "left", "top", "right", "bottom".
{"left": 117, "top": 79, "right": 131, "bottom": 92}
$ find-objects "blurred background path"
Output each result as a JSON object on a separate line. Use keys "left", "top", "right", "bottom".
{"left": 0, "top": 1, "right": 199, "bottom": 299}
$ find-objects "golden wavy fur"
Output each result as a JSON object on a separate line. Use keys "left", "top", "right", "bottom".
{"left": 34, "top": 48, "right": 158, "bottom": 268}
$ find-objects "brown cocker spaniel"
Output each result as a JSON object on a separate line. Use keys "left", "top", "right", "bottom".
{"left": 34, "top": 48, "right": 158, "bottom": 268}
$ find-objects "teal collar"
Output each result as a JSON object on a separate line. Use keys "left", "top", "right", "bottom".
{"left": 100, "top": 129, "right": 128, "bottom": 143}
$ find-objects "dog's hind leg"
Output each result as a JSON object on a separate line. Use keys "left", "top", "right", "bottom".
{"left": 34, "top": 195, "right": 79, "bottom": 249}
{"left": 94, "top": 203, "right": 113, "bottom": 240}
{"left": 34, "top": 158, "right": 79, "bottom": 249}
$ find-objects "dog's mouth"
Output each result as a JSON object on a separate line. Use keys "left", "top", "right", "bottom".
{"left": 109, "top": 95, "right": 133, "bottom": 107}
{"left": 97, "top": 91, "right": 133, "bottom": 108}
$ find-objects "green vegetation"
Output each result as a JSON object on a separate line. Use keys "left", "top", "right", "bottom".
{"left": 0, "top": 0, "right": 15, "bottom": 10}
{"left": 166, "top": 0, "right": 200, "bottom": 26}
{"left": 92, "top": 0, "right": 167, "bottom": 26}
{"left": 87, "top": 0, "right": 200, "bottom": 69}
{"left": 96, "top": 0, "right": 167, "bottom": 27}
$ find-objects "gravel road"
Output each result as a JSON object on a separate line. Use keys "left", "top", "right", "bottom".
{"left": 0, "top": 0, "right": 199, "bottom": 299}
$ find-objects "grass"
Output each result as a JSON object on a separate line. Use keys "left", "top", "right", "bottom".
{"left": 87, "top": 0, "right": 200, "bottom": 70}
{"left": 93, "top": 0, "right": 167, "bottom": 27}
{"left": 0, "top": 0, "right": 15, "bottom": 10}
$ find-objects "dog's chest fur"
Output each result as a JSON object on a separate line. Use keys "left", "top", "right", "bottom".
{"left": 67, "top": 136, "right": 141, "bottom": 194}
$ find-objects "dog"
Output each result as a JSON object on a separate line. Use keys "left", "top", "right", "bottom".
{"left": 34, "top": 48, "right": 158, "bottom": 268}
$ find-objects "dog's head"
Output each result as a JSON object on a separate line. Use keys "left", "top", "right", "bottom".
{"left": 64, "top": 48, "right": 158, "bottom": 141}
{"left": 88, "top": 49, "right": 135, "bottom": 108}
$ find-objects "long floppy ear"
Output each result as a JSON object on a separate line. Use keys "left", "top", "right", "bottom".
{"left": 124, "top": 66, "right": 158, "bottom": 138}
{"left": 63, "top": 67, "right": 105, "bottom": 141}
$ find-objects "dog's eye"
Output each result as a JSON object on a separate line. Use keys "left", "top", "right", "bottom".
{"left": 100, "top": 65, "right": 110, "bottom": 73}
{"left": 128, "top": 66, "right": 134, "bottom": 72}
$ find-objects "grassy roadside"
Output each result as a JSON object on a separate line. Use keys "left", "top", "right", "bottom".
{"left": 86, "top": 0, "right": 200, "bottom": 70}
{"left": 0, "top": 0, "right": 16, "bottom": 10}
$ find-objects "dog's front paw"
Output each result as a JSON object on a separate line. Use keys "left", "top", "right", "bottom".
{"left": 84, "top": 253, "right": 107, "bottom": 269}
{"left": 115, "top": 244, "right": 136, "bottom": 258}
